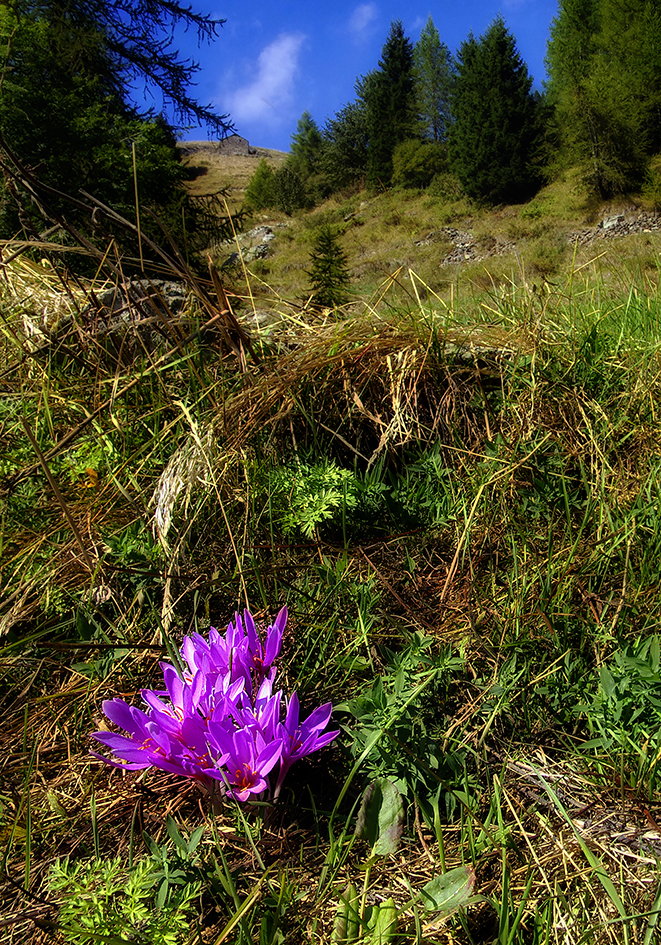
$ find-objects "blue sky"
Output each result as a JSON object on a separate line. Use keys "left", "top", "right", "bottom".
{"left": 162, "top": 1, "right": 559, "bottom": 151}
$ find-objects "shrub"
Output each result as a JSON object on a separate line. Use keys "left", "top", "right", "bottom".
{"left": 391, "top": 139, "right": 449, "bottom": 189}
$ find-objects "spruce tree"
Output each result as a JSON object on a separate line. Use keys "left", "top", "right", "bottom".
{"left": 288, "top": 110, "right": 330, "bottom": 203}
{"left": 413, "top": 17, "right": 454, "bottom": 142}
{"left": 360, "top": 20, "right": 416, "bottom": 188}
{"left": 244, "top": 159, "right": 276, "bottom": 211}
{"left": 289, "top": 111, "right": 324, "bottom": 179}
{"left": 320, "top": 101, "right": 369, "bottom": 191}
{"left": 545, "top": 0, "right": 616, "bottom": 195}
{"left": 449, "top": 17, "right": 541, "bottom": 204}
{"left": 0, "top": 0, "right": 232, "bottom": 252}
{"left": 272, "top": 165, "right": 307, "bottom": 216}
{"left": 3, "top": 0, "right": 230, "bottom": 133}
{"left": 307, "top": 226, "right": 351, "bottom": 308}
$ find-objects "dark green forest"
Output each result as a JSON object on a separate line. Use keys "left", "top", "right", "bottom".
{"left": 0, "top": 0, "right": 234, "bottom": 265}
{"left": 253, "top": 2, "right": 661, "bottom": 213}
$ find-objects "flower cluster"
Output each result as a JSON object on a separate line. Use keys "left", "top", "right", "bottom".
{"left": 91, "top": 607, "right": 339, "bottom": 802}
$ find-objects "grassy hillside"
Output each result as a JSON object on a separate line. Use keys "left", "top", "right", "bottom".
{"left": 180, "top": 141, "right": 288, "bottom": 213}
{"left": 180, "top": 143, "right": 661, "bottom": 311}
{"left": 3, "top": 148, "right": 661, "bottom": 944}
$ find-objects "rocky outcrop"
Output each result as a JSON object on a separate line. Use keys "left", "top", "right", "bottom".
{"left": 219, "top": 223, "right": 289, "bottom": 268}
{"left": 418, "top": 209, "right": 661, "bottom": 266}
{"left": 415, "top": 226, "right": 516, "bottom": 264}
{"left": 569, "top": 210, "right": 661, "bottom": 246}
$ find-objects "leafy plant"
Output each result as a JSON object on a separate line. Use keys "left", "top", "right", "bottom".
{"left": 387, "top": 443, "right": 455, "bottom": 527}
{"left": 266, "top": 459, "right": 358, "bottom": 538}
{"left": 577, "top": 635, "right": 661, "bottom": 754}
{"left": 332, "top": 778, "right": 475, "bottom": 943}
{"left": 273, "top": 165, "right": 308, "bottom": 216}
{"left": 338, "top": 634, "right": 467, "bottom": 822}
{"left": 48, "top": 853, "right": 201, "bottom": 945}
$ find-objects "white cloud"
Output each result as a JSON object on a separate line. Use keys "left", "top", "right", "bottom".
{"left": 348, "top": 3, "right": 378, "bottom": 39}
{"left": 224, "top": 33, "right": 304, "bottom": 125}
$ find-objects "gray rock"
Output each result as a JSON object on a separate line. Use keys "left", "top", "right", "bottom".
{"left": 79, "top": 279, "right": 190, "bottom": 355}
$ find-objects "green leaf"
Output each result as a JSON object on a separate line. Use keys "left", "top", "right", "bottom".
{"left": 418, "top": 865, "right": 475, "bottom": 914}
{"left": 187, "top": 825, "right": 204, "bottom": 855}
{"left": 600, "top": 666, "right": 616, "bottom": 699}
{"left": 355, "top": 779, "right": 404, "bottom": 857}
{"left": 368, "top": 898, "right": 398, "bottom": 943}
{"left": 142, "top": 831, "right": 160, "bottom": 858}
{"left": 166, "top": 816, "right": 187, "bottom": 854}
{"left": 651, "top": 636, "right": 660, "bottom": 673}
{"left": 156, "top": 876, "right": 168, "bottom": 910}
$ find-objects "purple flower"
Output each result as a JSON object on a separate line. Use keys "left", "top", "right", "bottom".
{"left": 90, "top": 605, "right": 338, "bottom": 803}
{"left": 90, "top": 698, "right": 230, "bottom": 786}
{"left": 210, "top": 726, "right": 283, "bottom": 802}
{"left": 245, "top": 607, "right": 287, "bottom": 687}
{"left": 234, "top": 678, "right": 282, "bottom": 743}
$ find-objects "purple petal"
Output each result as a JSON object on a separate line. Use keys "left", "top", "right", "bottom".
{"left": 90, "top": 750, "right": 151, "bottom": 770}
{"left": 255, "top": 737, "right": 283, "bottom": 778}
{"left": 244, "top": 610, "right": 259, "bottom": 653}
{"left": 140, "top": 689, "right": 170, "bottom": 714}
{"left": 283, "top": 692, "right": 300, "bottom": 735}
{"left": 295, "top": 728, "right": 340, "bottom": 759}
{"left": 264, "top": 607, "right": 287, "bottom": 666}
{"left": 102, "top": 699, "right": 148, "bottom": 737}
{"left": 300, "top": 702, "right": 333, "bottom": 735}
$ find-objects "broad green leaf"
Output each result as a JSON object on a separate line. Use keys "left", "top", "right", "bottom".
{"left": 355, "top": 779, "right": 404, "bottom": 857}
{"left": 600, "top": 666, "right": 616, "bottom": 699}
{"left": 418, "top": 865, "right": 475, "bottom": 914}
{"left": 651, "top": 635, "right": 660, "bottom": 673}
{"left": 166, "top": 815, "right": 187, "bottom": 854}
{"left": 187, "top": 825, "right": 204, "bottom": 854}
{"left": 368, "top": 898, "right": 398, "bottom": 943}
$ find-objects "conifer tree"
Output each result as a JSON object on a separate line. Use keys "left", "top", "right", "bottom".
{"left": 546, "top": 0, "right": 661, "bottom": 194}
{"left": 289, "top": 111, "right": 324, "bottom": 179}
{"left": 545, "top": 0, "right": 617, "bottom": 195}
{"left": 307, "top": 226, "right": 351, "bottom": 308}
{"left": 320, "top": 101, "right": 369, "bottom": 191}
{"left": 244, "top": 159, "right": 276, "bottom": 211}
{"left": 287, "top": 110, "right": 330, "bottom": 203}
{"left": 0, "top": 0, "right": 231, "bottom": 250}
{"left": 360, "top": 20, "right": 416, "bottom": 188}
{"left": 272, "top": 165, "right": 308, "bottom": 216}
{"left": 449, "top": 17, "right": 541, "bottom": 204}
{"left": 413, "top": 17, "right": 454, "bottom": 142}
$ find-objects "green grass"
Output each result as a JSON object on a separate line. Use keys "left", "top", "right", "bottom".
{"left": 216, "top": 162, "right": 661, "bottom": 314}
{"left": 3, "top": 189, "right": 661, "bottom": 944}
